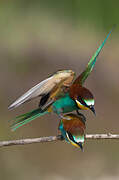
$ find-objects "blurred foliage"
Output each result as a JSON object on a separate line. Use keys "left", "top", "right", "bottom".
{"left": 0, "top": 0, "right": 118, "bottom": 30}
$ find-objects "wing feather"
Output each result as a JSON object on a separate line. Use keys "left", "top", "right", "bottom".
{"left": 8, "top": 70, "right": 75, "bottom": 110}
{"left": 8, "top": 77, "right": 53, "bottom": 109}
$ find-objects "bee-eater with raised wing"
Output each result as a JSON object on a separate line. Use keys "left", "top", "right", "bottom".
{"left": 9, "top": 27, "right": 114, "bottom": 131}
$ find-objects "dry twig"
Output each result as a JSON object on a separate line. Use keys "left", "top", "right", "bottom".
{"left": 0, "top": 133, "right": 119, "bottom": 148}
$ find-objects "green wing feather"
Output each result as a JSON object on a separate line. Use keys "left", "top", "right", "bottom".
{"left": 77, "top": 25, "right": 115, "bottom": 85}
{"left": 11, "top": 109, "right": 49, "bottom": 131}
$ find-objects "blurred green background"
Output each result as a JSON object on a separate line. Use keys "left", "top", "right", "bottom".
{"left": 0, "top": 0, "right": 119, "bottom": 179}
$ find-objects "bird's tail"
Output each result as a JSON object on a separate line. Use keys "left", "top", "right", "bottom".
{"left": 11, "top": 108, "right": 49, "bottom": 131}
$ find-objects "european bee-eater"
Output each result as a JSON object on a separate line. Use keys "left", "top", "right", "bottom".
{"left": 59, "top": 113, "right": 86, "bottom": 151}
{"left": 9, "top": 27, "right": 114, "bottom": 131}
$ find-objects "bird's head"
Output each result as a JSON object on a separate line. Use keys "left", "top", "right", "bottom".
{"left": 75, "top": 86, "right": 95, "bottom": 115}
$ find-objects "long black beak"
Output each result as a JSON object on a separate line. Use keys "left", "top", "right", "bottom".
{"left": 90, "top": 105, "right": 96, "bottom": 115}
{"left": 78, "top": 143, "right": 84, "bottom": 152}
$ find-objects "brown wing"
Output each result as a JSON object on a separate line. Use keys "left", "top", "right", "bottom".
{"left": 62, "top": 114, "right": 86, "bottom": 135}
{"left": 9, "top": 70, "right": 75, "bottom": 110}
{"left": 39, "top": 70, "right": 75, "bottom": 110}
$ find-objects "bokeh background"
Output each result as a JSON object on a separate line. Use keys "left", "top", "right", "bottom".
{"left": 0, "top": 1, "right": 119, "bottom": 179}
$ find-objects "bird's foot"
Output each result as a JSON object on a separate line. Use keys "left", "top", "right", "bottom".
{"left": 58, "top": 113, "right": 71, "bottom": 120}
{"left": 76, "top": 110, "right": 86, "bottom": 123}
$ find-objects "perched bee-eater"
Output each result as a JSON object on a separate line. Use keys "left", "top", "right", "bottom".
{"left": 9, "top": 27, "right": 114, "bottom": 131}
{"left": 59, "top": 113, "right": 86, "bottom": 151}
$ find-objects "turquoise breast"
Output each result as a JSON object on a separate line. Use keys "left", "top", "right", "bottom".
{"left": 52, "top": 93, "right": 78, "bottom": 114}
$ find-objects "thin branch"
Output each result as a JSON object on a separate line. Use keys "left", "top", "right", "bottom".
{"left": 0, "top": 133, "right": 119, "bottom": 148}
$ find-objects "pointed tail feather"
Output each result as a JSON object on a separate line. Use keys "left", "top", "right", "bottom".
{"left": 75, "top": 25, "right": 116, "bottom": 85}
{"left": 11, "top": 108, "right": 49, "bottom": 131}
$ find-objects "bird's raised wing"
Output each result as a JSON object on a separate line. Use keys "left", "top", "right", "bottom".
{"left": 74, "top": 26, "right": 115, "bottom": 85}
{"left": 8, "top": 70, "right": 75, "bottom": 110}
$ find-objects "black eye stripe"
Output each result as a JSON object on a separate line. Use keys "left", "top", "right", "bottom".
{"left": 67, "top": 132, "right": 74, "bottom": 141}
{"left": 77, "top": 96, "right": 88, "bottom": 107}
{"left": 67, "top": 132, "right": 83, "bottom": 148}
